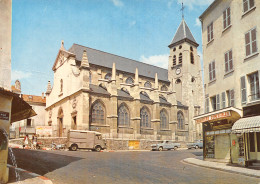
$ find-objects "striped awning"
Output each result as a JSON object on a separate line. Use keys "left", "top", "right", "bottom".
{"left": 232, "top": 116, "right": 260, "bottom": 133}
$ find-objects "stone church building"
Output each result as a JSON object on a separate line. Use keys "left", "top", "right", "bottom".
{"left": 45, "top": 19, "right": 204, "bottom": 142}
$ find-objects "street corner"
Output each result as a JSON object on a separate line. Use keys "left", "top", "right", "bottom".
{"left": 7, "top": 164, "right": 53, "bottom": 184}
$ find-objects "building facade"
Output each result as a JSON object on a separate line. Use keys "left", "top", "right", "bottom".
{"left": 195, "top": 0, "right": 260, "bottom": 165}
{"left": 45, "top": 19, "right": 204, "bottom": 144}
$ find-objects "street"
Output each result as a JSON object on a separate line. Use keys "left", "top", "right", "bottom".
{"left": 9, "top": 149, "right": 260, "bottom": 184}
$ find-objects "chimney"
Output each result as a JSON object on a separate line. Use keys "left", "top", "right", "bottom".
{"left": 42, "top": 92, "right": 45, "bottom": 99}
{"left": 46, "top": 81, "right": 52, "bottom": 95}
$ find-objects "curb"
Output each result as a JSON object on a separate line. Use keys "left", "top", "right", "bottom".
{"left": 183, "top": 158, "right": 260, "bottom": 179}
{"left": 7, "top": 164, "right": 53, "bottom": 184}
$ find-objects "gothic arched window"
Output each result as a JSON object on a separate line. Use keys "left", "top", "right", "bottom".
{"left": 144, "top": 81, "right": 152, "bottom": 88}
{"left": 91, "top": 101, "right": 105, "bottom": 124}
{"left": 190, "top": 52, "right": 194, "bottom": 64}
{"left": 126, "top": 77, "right": 134, "bottom": 84}
{"left": 105, "top": 73, "right": 112, "bottom": 80}
{"left": 161, "top": 85, "right": 168, "bottom": 91}
{"left": 160, "top": 109, "right": 169, "bottom": 129}
{"left": 177, "top": 111, "right": 184, "bottom": 130}
{"left": 179, "top": 53, "right": 183, "bottom": 64}
{"left": 118, "top": 104, "right": 130, "bottom": 126}
{"left": 173, "top": 55, "right": 176, "bottom": 66}
{"left": 140, "top": 107, "right": 151, "bottom": 128}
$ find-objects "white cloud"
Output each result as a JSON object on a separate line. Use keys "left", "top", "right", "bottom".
{"left": 195, "top": 18, "right": 201, "bottom": 27}
{"left": 140, "top": 54, "right": 169, "bottom": 69}
{"left": 111, "top": 0, "right": 124, "bottom": 7}
{"left": 177, "top": 0, "right": 214, "bottom": 10}
{"left": 129, "top": 20, "right": 136, "bottom": 27}
{"left": 167, "top": 0, "right": 174, "bottom": 8}
{"left": 11, "top": 70, "right": 32, "bottom": 81}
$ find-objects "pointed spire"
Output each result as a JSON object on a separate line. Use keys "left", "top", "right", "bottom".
{"left": 60, "top": 40, "right": 65, "bottom": 50}
{"left": 111, "top": 62, "right": 116, "bottom": 81}
{"left": 168, "top": 19, "right": 199, "bottom": 48}
{"left": 135, "top": 68, "right": 139, "bottom": 85}
{"left": 80, "top": 50, "right": 90, "bottom": 69}
{"left": 155, "top": 73, "right": 158, "bottom": 89}
{"left": 46, "top": 81, "right": 52, "bottom": 95}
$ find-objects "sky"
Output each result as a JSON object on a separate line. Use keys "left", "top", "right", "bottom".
{"left": 11, "top": 0, "right": 214, "bottom": 95}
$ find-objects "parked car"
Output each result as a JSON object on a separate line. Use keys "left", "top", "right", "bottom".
{"left": 151, "top": 140, "right": 181, "bottom": 151}
{"left": 186, "top": 139, "right": 203, "bottom": 149}
{"left": 67, "top": 130, "right": 106, "bottom": 152}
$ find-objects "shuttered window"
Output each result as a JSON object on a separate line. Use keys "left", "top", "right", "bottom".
{"left": 216, "top": 94, "right": 220, "bottom": 110}
{"left": 243, "top": 0, "right": 255, "bottom": 13}
{"left": 207, "top": 22, "right": 214, "bottom": 42}
{"left": 240, "top": 76, "right": 247, "bottom": 104}
{"left": 209, "top": 61, "right": 216, "bottom": 82}
{"left": 205, "top": 95, "right": 209, "bottom": 113}
{"left": 222, "top": 92, "right": 226, "bottom": 108}
{"left": 173, "top": 55, "right": 176, "bottom": 66}
{"left": 225, "top": 50, "right": 233, "bottom": 73}
{"left": 245, "top": 28, "right": 257, "bottom": 57}
{"left": 230, "top": 89, "right": 235, "bottom": 107}
{"left": 223, "top": 7, "right": 231, "bottom": 29}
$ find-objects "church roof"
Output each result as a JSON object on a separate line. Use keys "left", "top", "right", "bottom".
{"left": 169, "top": 19, "right": 198, "bottom": 48}
{"left": 69, "top": 44, "right": 169, "bottom": 83}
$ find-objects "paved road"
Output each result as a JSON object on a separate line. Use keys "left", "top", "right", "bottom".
{"left": 9, "top": 149, "right": 260, "bottom": 184}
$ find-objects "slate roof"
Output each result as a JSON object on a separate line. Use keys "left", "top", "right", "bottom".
{"left": 69, "top": 44, "right": 169, "bottom": 83}
{"left": 140, "top": 92, "right": 153, "bottom": 103}
{"left": 169, "top": 19, "right": 198, "bottom": 48}
{"left": 89, "top": 84, "right": 110, "bottom": 96}
{"left": 117, "top": 89, "right": 133, "bottom": 99}
{"left": 159, "top": 96, "right": 171, "bottom": 106}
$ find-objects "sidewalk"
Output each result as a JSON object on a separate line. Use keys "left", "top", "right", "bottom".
{"left": 7, "top": 164, "right": 53, "bottom": 184}
{"left": 183, "top": 157, "right": 260, "bottom": 178}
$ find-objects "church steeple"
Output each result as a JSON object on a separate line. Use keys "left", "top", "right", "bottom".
{"left": 168, "top": 19, "right": 199, "bottom": 48}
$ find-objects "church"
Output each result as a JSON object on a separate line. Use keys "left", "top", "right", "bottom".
{"left": 45, "top": 19, "right": 204, "bottom": 143}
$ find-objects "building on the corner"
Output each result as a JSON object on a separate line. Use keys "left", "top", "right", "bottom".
{"left": 10, "top": 81, "right": 47, "bottom": 138}
{"left": 195, "top": 0, "right": 260, "bottom": 166}
{"left": 45, "top": 19, "right": 204, "bottom": 147}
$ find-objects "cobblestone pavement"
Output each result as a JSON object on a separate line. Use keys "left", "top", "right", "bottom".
{"left": 9, "top": 148, "right": 260, "bottom": 184}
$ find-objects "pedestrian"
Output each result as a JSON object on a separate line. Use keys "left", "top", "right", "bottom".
{"left": 32, "top": 134, "right": 37, "bottom": 149}
{"left": 23, "top": 134, "right": 29, "bottom": 149}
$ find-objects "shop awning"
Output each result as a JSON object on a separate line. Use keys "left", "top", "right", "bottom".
{"left": 232, "top": 116, "right": 260, "bottom": 133}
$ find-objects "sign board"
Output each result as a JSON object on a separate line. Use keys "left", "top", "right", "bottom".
{"left": 128, "top": 140, "right": 140, "bottom": 150}
{"left": 196, "top": 111, "right": 231, "bottom": 124}
{"left": 0, "top": 111, "right": 9, "bottom": 121}
{"left": 36, "top": 126, "right": 52, "bottom": 137}
{"left": 238, "top": 157, "right": 245, "bottom": 166}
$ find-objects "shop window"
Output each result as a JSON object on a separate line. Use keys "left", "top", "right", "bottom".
{"left": 243, "top": 0, "right": 255, "bottom": 13}
{"left": 257, "top": 132, "right": 260, "bottom": 152}
{"left": 249, "top": 72, "right": 260, "bottom": 101}
{"left": 249, "top": 132, "right": 255, "bottom": 152}
{"left": 205, "top": 135, "right": 215, "bottom": 158}
{"left": 223, "top": 7, "right": 231, "bottom": 30}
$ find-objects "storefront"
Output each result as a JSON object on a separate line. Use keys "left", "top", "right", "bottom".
{"left": 194, "top": 107, "right": 242, "bottom": 163}
{"left": 231, "top": 103, "right": 260, "bottom": 167}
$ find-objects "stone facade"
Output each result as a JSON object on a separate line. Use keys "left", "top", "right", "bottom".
{"left": 46, "top": 20, "right": 204, "bottom": 143}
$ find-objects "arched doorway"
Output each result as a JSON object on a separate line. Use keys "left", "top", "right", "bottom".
{"left": 57, "top": 107, "right": 64, "bottom": 137}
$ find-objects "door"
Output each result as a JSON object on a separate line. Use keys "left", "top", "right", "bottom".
{"left": 59, "top": 118, "right": 63, "bottom": 137}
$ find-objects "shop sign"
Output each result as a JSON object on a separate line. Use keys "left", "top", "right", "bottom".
{"left": 0, "top": 111, "right": 9, "bottom": 121}
{"left": 196, "top": 111, "right": 231, "bottom": 124}
{"left": 128, "top": 140, "right": 140, "bottom": 150}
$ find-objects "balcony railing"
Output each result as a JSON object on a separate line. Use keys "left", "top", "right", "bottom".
{"left": 248, "top": 93, "right": 260, "bottom": 102}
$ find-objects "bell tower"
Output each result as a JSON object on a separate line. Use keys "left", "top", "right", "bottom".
{"left": 168, "top": 18, "right": 204, "bottom": 141}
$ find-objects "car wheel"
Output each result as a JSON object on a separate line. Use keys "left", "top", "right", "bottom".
{"left": 158, "top": 147, "right": 163, "bottom": 151}
{"left": 95, "top": 145, "right": 101, "bottom": 152}
{"left": 71, "top": 144, "right": 78, "bottom": 151}
{"left": 195, "top": 145, "right": 199, "bottom": 149}
{"left": 174, "top": 146, "right": 178, "bottom": 150}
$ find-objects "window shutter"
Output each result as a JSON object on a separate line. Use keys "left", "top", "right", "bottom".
{"left": 223, "top": 11, "right": 226, "bottom": 29}
{"left": 249, "top": 0, "right": 254, "bottom": 9}
{"left": 222, "top": 92, "right": 226, "bottom": 108}
{"left": 229, "top": 50, "right": 233, "bottom": 70}
{"left": 227, "top": 7, "right": 231, "bottom": 26}
{"left": 216, "top": 94, "right": 220, "bottom": 110}
{"left": 241, "top": 76, "right": 247, "bottom": 104}
{"left": 207, "top": 26, "right": 210, "bottom": 42}
{"left": 225, "top": 53, "right": 228, "bottom": 72}
{"left": 252, "top": 29, "right": 257, "bottom": 53}
{"left": 211, "top": 24, "right": 213, "bottom": 40}
{"left": 209, "top": 63, "right": 212, "bottom": 81}
{"left": 212, "top": 61, "right": 216, "bottom": 79}
{"left": 243, "top": 0, "right": 248, "bottom": 12}
{"left": 230, "top": 89, "right": 235, "bottom": 107}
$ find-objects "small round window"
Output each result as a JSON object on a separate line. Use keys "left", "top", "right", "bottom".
{"left": 179, "top": 45, "right": 182, "bottom": 49}
{"left": 173, "top": 48, "right": 176, "bottom": 51}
